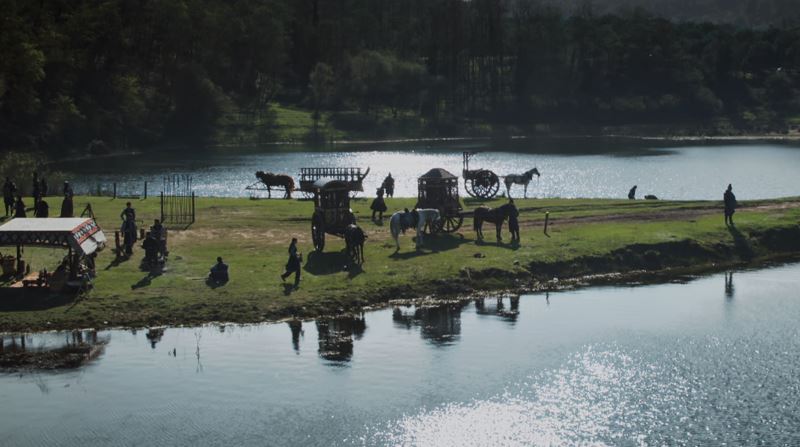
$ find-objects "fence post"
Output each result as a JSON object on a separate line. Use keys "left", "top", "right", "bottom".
{"left": 113, "top": 183, "right": 117, "bottom": 199}
{"left": 144, "top": 181, "right": 148, "bottom": 200}
{"left": 191, "top": 192, "right": 196, "bottom": 223}
{"left": 544, "top": 212, "right": 550, "bottom": 236}
{"left": 160, "top": 192, "right": 164, "bottom": 223}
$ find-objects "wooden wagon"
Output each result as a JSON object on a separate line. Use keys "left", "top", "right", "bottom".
{"left": 415, "top": 168, "right": 464, "bottom": 234}
{"left": 311, "top": 178, "right": 356, "bottom": 252}
{"left": 462, "top": 151, "right": 500, "bottom": 199}
{"left": 299, "top": 167, "right": 370, "bottom": 198}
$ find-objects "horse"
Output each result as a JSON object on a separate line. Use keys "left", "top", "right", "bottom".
{"left": 504, "top": 168, "right": 541, "bottom": 198}
{"left": 344, "top": 224, "right": 367, "bottom": 264}
{"left": 255, "top": 171, "right": 295, "bottom": 199}
{"left": 473, "top": 202, "right": 518, "bottom": 243}
{"left": 389, "top": 208, "right": 441, "bottom": 251}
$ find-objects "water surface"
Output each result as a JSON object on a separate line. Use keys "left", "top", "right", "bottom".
{"left": 2, "top": 264, "right": 800, "bottom": 445}
{"left": 61, "top": 138, "right": 800, "bottom": 200}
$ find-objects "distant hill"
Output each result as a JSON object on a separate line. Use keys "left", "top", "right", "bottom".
{"left": 557, "top": 0, "right": 800, "bottom": 27}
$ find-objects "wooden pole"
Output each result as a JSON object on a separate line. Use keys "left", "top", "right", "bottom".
{"left": 113, "top": 183, "right": 117, "bottom": 199}
{"left": 144, "top": 181, "right": 148, "bottom": 200}
{"left": 160, "top": 192, "right": 164, "bottom": 223}
{"left": 191, "top": 191, "right": 196, "bottom": 223}
{"left": 544, "top": 212, "right": 550, "bottom": 237}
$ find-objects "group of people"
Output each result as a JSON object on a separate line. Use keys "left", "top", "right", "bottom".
{"left": 3, "top": 174, "right": 75, "bottom": 219}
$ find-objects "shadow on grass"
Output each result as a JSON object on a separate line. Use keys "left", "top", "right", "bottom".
{"left": 727, "top": 224, "right": 755, "bottom": 260}
{"left": 131, "top": 271, "right": 163, "bottom": 290}
{"left": 346, "top": 263, "right": 364, "bottom": 279}
{"left": 304, "top": 251, "right": 351, "bottom": 275}
{"left": 0, "top": 288, "right": 76, "bottom": 312}
{"left": 390, "top": 234, "right": 472, "bottom": 260}
{"left": 104, "top": 251, "right": 131, "bottom": 270}
{"left": 475, "top": 237, "right": 521, "bottom": 250}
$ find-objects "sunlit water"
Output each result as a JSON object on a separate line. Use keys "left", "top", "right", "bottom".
{"left": 2, "top": 264, "right": 800, "bottom": 446}
{"left": 60, "top": 139, "right": 800, "bottom": 200}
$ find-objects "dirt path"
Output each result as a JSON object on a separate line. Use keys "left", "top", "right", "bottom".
{"left": 519, "top": 201, "right": 800, "bottom": 228}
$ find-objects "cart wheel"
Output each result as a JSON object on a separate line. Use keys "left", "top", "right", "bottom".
{"left": 439, "top": 215, "right": 464, "bottom": 233}
{"left": 471, "top": 171, "right": 500, "bottom": 199}
{"left": 312, "top": 213, "right": 325, "bottom": 252}
{"left": 301, "top": 190, "right": 315, "bottom": 200}
{"left": 464, "top": 179, "right": 477, "bottom": 198}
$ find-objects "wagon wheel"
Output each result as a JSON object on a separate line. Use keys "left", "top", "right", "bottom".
{"left": 464, "top": 178, "right": 478, "bottom": 198}
{"left": 471, "top": 170, "right": 500, "bottom": 199}
{"left": 301, "top": 190, "right": 315, "bottom": 199}
{"left": 312, "top": 212, "right": 325, "bottom": 252}
{"left": 436, "top": 214, "right": 464, "bottom": 233}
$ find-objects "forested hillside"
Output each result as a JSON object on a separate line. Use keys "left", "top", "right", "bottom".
{"left": 1, "top": 0, "right": 799, "bottom": 154}
{"left": 560, "top": 0, "right": 800, "bottom": 27}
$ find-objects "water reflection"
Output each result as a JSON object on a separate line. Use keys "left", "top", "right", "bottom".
{"left": 724, "top": 272, "right": 735, "bottom": 299}
{"left": 316, "top": 314, "right": 366, "bottom": 363}
{"left": 392, "top": 302, "right": 465, "bottom": 345}
{"left": 146, "top": 327, "right": 165, "bottom": 349}
{"left": 0, "top": 330, "right": 106, "bottom": 371}
{"left": 288, "top": 319, "right": 303, "bottom": 354}
{"left": 474, "top": 296, "right": 520, "bottom": 323}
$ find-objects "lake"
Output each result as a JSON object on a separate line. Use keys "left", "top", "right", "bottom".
{"left": 2, "top": 263, "right": 799, "bottom": 446}
{"left": 60, "top": 138, "right": 800, "bottom": 200}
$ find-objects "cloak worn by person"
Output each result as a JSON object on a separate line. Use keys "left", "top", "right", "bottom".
{"left": 34, "top": 199, "right": 49, "bottom": 217}
{"left": 60, "top": 195, "right": 74, "bottom": 217}
{"left": 14, "top": 197, "right": 26, "bottom": 218}
{"left": 370, "top": 188, "right": 387, "bottom": 220}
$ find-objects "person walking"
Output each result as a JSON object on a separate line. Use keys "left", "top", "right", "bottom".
{"left": 724, "top": 184, "right": 737, "bottom": 226}
{"left": 508, "top": 199, "right": 520, "bottom": 242}
{"left": 370, "top": 188, "right": 388, "bottom": 222}
{"left": 628, "top": 185, "right": 637, "bottom": 200}
{"left": 2, "top": 177, "right": 16, "bottom": 217}
{"left": 280, "top": 238, "right": 302, "bottom": 287}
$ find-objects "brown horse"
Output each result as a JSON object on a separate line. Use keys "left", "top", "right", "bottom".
{"left": 473, "top": 202, "right": 517, "bottom": 243}
{"left": 255, "top": 171, "right": 295, "bottom": 199}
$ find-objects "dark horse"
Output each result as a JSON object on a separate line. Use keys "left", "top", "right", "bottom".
{"left": 473, "top": 202, "right": 517, "bottom": 243}
{"left": 344, "top": 224, "right": 367, "bottom": 264}
{"left": 255, "top": 171, "right": 295, "bottom": 199}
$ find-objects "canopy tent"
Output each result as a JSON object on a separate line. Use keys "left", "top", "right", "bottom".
{"left": 0, "top": 218, "right": 107, "bottom": 255}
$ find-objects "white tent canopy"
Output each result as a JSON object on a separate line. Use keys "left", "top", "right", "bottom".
{"left": 0, "top": 218, "right": 107, "bottom": 256}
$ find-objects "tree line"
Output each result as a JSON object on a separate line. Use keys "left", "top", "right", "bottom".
{"left": 1, "top": 0, "right": 799, "bottom": 154}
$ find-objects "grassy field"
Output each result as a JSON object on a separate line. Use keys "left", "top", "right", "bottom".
{"left": 1, "top": 195, "right": 799, "bottom": 331}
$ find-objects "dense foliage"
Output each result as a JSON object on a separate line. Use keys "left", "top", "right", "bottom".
{"left": 1, "top": 0, "right": 799, "bottom": 152}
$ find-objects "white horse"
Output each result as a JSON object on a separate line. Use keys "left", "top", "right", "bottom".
{"left": 389, "top": 208, "right": 441, "bottom": 251}
{"left": 504, "top": 167, "right": 541, "bottom": 198}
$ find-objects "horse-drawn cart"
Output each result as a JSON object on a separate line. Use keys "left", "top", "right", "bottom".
{"left": 299, "top": 167, "right": 370, "bottom": 198}
{"left": 462, "top": 152, "right": 500, "bottom": 199}
{"left": 245, "top": 171, "right": 295, "bottom": 199}
{"left": 415, "top": 168, "right": 464, "bottom": 234}
{"left": 310, "top": 178, "right": 366, "bottom": 264}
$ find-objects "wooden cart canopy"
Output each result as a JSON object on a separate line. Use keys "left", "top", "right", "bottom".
{"left": 312, "top": 178, "right": 351, "bottom": 191}
{"left": 0, "top": 218, "right": 107, "bottom": 255}
{"left": 419, "top": 168, "right": 457, "bottom": 179}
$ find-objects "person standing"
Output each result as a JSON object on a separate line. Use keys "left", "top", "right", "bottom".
{"left": 40, "top": 176, "right": 48, "bottom": 198}
{"left": 32, "top": 172, "right": 41, "bottom": 206}
{"left": 382, "top": 173, "right": 395, "bottom": 198}
{"left": 121, "top": 201, "right": 136, "bottom": 222}
{"left": 280, "top": 238, "right": 302, "bottom": 287}
{"left": 628, "top": 185, "right": 637, "bottom": 200}
{"left": 370, "top": 188, "right": 388, "bottom": 222}
{"left": 508, "top": 199, "right": 520, "bottom": 242}
{"left": 60, "top": 193, "right": 74, "bottom": 217}
{"left": 63, "top": 181, "right": 74, "bottom": 198}
{"left": 724, "top": 184, "right": 737, "bottom": 226}
{"left": 2, "top": 177, "right": 16, "bottom": 217}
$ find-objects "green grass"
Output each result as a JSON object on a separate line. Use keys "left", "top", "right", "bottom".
{"left": 1, "top": 195, "right": 799, "bottom": 331}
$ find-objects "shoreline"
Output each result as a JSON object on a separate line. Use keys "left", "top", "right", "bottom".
{"left": 0, "top": 196, "right": 798, "bottom": 333}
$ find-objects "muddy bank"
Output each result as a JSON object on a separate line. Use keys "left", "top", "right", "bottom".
{"left": 0, "top": 344, "right": 105, "bottom": 371}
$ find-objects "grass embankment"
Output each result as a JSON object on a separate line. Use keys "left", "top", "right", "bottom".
{"left": 1, "top": 196, "right": 799, "bottom": 332}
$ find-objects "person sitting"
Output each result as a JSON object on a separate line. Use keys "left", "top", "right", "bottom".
{"left": 34, "top": 199, "right": 49, "bottom": 217}
{"left": 209, "top": 257, "right": 229, "bottom": 283}
{"left": 142, "top": 235, "right": 160, "bottom": 264}
{"left": 628, "top": 185, "right": 637, "bottom": 200}
{"left": 14, "top": 196, "right": 26, "bottom": 218}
